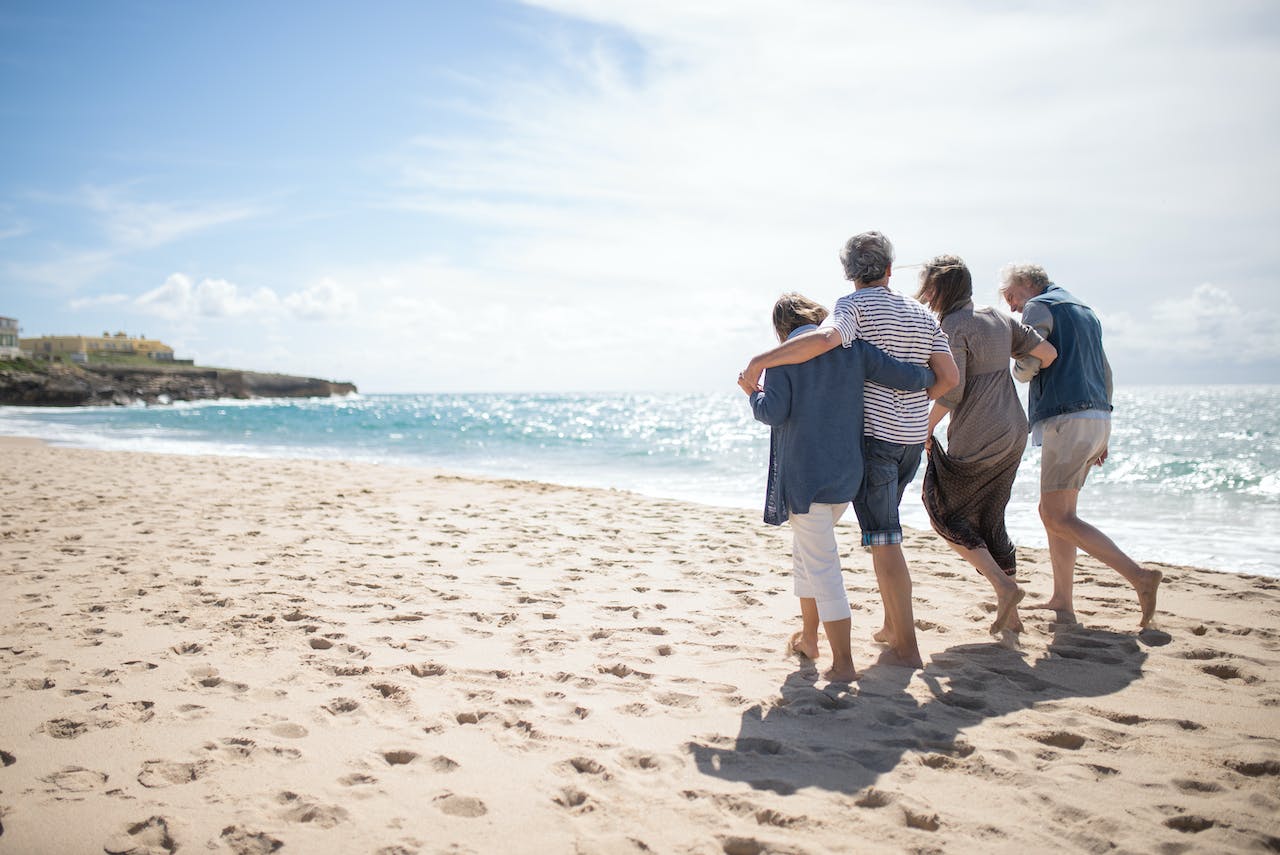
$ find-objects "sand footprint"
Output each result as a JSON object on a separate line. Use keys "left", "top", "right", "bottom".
{"left": 1164, "top": 815, "right": 1216, "bottom": 834}
{"left": 433, "top": 792, "right": 488, "bottom": 817}
{"left": 188, "top": 666, "right": 249, "bottom": 693}
{"left": 1031, "top": 731, "right": 1086, "bottom": 751}
{"left": 903, "top": 807, "right": 941, "bottom": 831}
{"left": 564, "top": 756, "right": 608, "bottom": 777}
{"left": 619, "top": 750, "right": 665, "bottom": 772}
{"left": 41, "top": 765, "right": 109, "bottom": 793}
{"left": 42, "top": 718, "right": 88, "bottom": 739}
{"left": 430, "top": 755, "right": 460, "bottom": 772}
{"left": 1225, "top": 759, "right": 1280, "bottom": 777}
{"left": 371, "top": 683, "right": 408, "bottom": 703}
{"left": 1173, "top": 778, "right": 1222, "bottom": 793}
{"left": 94, "top": 700, "right": 156, "bottom": 725}
{"left": 202, "top": 736, "right": 300, "bottom": 764}
{"left": 408, "top": 662, "right": 446, "bottom": 677}
{"left": 103, "top": 816, "right": 176, "bottom": 855}
{"left": 552, "top": 786, "right": 592, "bottom": 812}
{"left": 855, "top": 788, "right": 895, "bottom": 808}
{"left": 277, "top": 791, "right": 349, "bottom": 827}
{"left": 382, "top": 750, "right": 418, "bottom": 766}
{"left": 322, "top": 698, "right": 360, "bottom": 715}
{"left": 138, "top": 760, "right": 206, "bottom": 788}
{"left": 1201, "top": 662, "right": 1257, "bottom": 683}
{"left": 220, "top": 826, "right": 284, "bottom": 855}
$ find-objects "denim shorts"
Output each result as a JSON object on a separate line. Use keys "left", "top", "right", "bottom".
{"left": 853, "top": 437, "right": 924, "bottom": 546}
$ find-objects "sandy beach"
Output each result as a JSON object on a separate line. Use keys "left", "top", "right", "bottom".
{"left": 1, "top": 438, "right": 1278, "bottom": 854}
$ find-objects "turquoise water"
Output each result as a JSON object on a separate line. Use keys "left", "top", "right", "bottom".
{"left": 3, "top": 386, "right": 1277, "bottom": 577}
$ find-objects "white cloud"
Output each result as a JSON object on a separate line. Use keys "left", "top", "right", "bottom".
{"left": 68, "top": 293, "right": 131, "bottom": 310}
{"left": 283, "top": 279, "right": 357, "bottom": 320}
{"left": 5, "top": 187, "right": 266, "bottom": 293}
{"left": 387, "top": 0, "right": 1280, "bottom": 388}
{"left": 134, "top": 273, "right": 353, "bottom": 322}
{"left": 83, "top": 185, "right": 263, "bottom": 250}
{"left": 1107, "top": 283, "right": 1280, "bottom": 363}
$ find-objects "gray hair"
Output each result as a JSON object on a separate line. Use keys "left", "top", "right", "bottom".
{"left": 999, "top": 263, "right": 1052, "bottom": 292}
{"left": 839, "top": 231, "right": 895, "bottom": 284}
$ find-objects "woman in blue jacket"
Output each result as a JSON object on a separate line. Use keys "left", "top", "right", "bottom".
{"left": 748, "top": 293, "right": 935, "bottom": 681}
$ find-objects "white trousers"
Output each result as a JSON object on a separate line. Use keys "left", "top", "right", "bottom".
{"left": 790, "top": 501, "right": 852, "bottom": 623}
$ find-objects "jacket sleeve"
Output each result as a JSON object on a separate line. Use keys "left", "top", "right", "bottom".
{"left": 857, "top": 341, "right": 935, "bottom": 392}
{"left": 750, "top": 367, "right": 793, "bottom": 426}
{"left": 1014, "top": 301, "right": 1054, "bottom": 382}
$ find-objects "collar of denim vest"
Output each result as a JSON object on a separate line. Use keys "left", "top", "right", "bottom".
{"left": 786, "top": 324, "right": 817, "bottom": 341}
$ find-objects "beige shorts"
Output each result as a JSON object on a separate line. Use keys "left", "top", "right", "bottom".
{"left": 1040, "top": 416, "right": 1111, "bottom": 492}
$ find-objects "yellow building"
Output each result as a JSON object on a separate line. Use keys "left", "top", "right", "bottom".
{"left": 19, "top": 331, "right": 176, "bottom": 362}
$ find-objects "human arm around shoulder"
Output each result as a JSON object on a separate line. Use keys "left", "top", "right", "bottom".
{"left": 1013, "top": 302, "right": 1054, "bottom": 382}
{"left": 927, "top": 352, "right": 960, "bottom": 400}
{"left": 749, "top": 367, "right": 793, "bottom": 427}
{"left": 857, "top": 340, "right": 935, "bottom": 392}
{"left": 738, "top": 327, "right": 841, "bottom": 394}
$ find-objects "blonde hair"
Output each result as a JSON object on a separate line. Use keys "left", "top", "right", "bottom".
{"left": 772, "top": 293, "right": 829, "bottom": 343}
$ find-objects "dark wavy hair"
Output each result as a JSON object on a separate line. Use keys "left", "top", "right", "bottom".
{"left": 916, "top": 254, "right": 973, "bottom": 318}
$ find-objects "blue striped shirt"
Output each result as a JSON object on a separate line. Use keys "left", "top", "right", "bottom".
{"left": 819, "top": 286, "right": 951, "bottom": 444}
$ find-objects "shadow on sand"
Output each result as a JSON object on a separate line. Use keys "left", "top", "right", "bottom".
{"left": 689, "top": 625, "right": 1149, "bottom": 796}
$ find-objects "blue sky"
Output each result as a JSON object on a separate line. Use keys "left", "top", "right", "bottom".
{"left": 3, "top": 1, "right": 1278, "bottom": 392}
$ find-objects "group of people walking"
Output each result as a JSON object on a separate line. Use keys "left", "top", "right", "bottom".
{"left": 738, "top": 230, "right": 1162, "bottom": 679}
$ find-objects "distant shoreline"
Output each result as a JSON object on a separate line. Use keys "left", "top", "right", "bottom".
{"left": 0, "top": 358, "right": 356, "bottom": 406}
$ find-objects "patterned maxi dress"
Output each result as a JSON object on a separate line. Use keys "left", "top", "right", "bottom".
{"left": 922, "top": 301, "right": 1044, "bottom": 574}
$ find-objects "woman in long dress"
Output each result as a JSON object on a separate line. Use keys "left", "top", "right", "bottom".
{"left": 916, "top": 255, "right": 1057, "bottom": 633}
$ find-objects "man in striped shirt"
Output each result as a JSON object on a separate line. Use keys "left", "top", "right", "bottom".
{"left": 738, "top": 231, "right": 957, "bottom": 669}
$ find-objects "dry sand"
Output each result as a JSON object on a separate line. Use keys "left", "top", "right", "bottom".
{"left": 1, "top": 438, "right": 1278, "bottom": 854}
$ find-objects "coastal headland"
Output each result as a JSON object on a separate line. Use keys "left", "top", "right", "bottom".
{"left": 0, "top": 360, "right": 356, "bottom": 406}
{"left": 1, "top": 440, "right": 1277, "bottom": 853}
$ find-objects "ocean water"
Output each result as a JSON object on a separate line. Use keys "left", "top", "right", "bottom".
{"left": 3, "top": 385, "right": 1277, "bottom": 578}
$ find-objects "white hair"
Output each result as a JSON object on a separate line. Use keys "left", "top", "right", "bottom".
{"left": 999, "top": 263, "right": 1052, "bottom": 292}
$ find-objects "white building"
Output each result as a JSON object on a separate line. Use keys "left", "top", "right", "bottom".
{"left": 0, "top": 317, "right": 19, "bottom": 359}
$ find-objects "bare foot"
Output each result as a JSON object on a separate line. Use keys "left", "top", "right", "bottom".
{"left": 990, "top": 587, "right": 1027, "bottom": 635}
{"left": 1135, "top": 569, "right": 1162, "bottom": 627}
{"left": 1027, "top": 598, "right": 1072, "bottom": 612}
{"left": 872, "top": 626, "right": 891, "bottom": 644}
{"left": 876, "top": 647, "right": 924, "bottom": 670}
{"left": 1007, "top": 614, "right": 1024, "bottom": 633}
{"left": 823, "top": 663, "right": 858, "bottom": 682}
{"left": 789, "top": 631, "right": 820, "bottom": 659}
{"left": 1048, "top": 609, "right": 1078, "bottom": 626}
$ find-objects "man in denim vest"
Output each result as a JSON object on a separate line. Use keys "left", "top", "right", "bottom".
{"left": 1001, "top": 264, "right": 1161, "bottom": 627}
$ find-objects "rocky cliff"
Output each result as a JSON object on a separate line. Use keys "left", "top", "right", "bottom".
{"left": 0, "top": 361, "right": 357, "bottom": 407}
